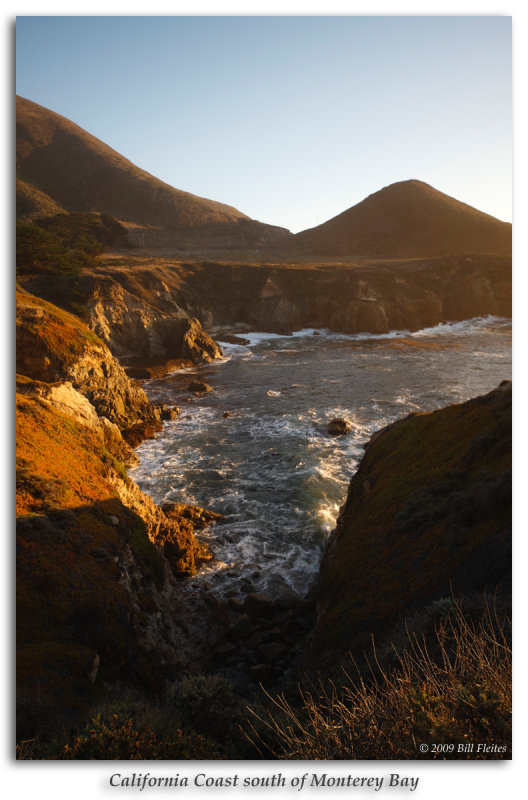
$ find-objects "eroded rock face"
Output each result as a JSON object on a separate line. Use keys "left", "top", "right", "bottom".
{"left": 165, "top": 255, "right": 511, "bottom": 336}
{"left": 66, "top": 346, "right": 160, "bottom": 429}
{"left": 89, "top": 280, "right": 222, "bottom": 364}
{"left": 16, "top": 289, "right": 159, "bottom": 432}
{"left": 109, "top": 478, "right": 221, "bottom": 578}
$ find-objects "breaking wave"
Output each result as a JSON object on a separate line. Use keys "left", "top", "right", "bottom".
{"left": 131, "top": 316, "right": 511, "bottom": 600}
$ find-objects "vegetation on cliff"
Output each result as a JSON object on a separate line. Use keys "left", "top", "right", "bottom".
{"left": 248, "top": 384, "right": 512, "bottom": 760}
{"left": 16, "top": 291, "right": 225, "bottom": 755}
{"left": 16, "top": 212, "right": 130, "bottom": 276}
{"left": 251, "top": 597, "right": 511, "bottom": 760}
{"left": 315, "top": 382, "right": 511, "bottom": 661}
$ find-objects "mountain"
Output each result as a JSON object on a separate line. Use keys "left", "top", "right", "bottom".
{"left": 17, "top": 98, "right": 511, "bottom": 260}
{"left": 289, "top": 179, "right": 512, "bottom": 258}
{"left": 16, "top": 96, "right": 290, "bottom": 250}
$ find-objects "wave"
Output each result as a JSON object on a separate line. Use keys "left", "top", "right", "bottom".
{"left": 131, "top": 314, "right": 511, "bottom": 600}
{"left": 412, "top": 315, "right": 511, "bottom": 338}
{"left": 228, "top": 316, "right": 511, "bottom": 352}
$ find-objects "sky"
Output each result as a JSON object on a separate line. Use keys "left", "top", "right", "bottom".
{"left": 15, "top": 14, "right": 512, "bottom": 232}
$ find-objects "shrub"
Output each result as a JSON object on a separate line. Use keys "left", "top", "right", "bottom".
{"left": 172, "top": 675, "right": 255, "bottom": 757}
{"left": 248, "top": 599, "right": 511, "bottom": 759}
{"left": 60, "top": 713, "right": 220, "bottom": 760}
{"left": 16, "top": 212, "right": 130, "bottom": 276}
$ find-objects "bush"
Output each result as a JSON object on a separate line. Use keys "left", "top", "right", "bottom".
{"left": 16, "top": 212, "right": 130, "bottom": 276}
{"left": 16, "top": 221, "right": 84, "bottom": 275}
{"left": 248, "top": 599, "right": 511, "bottom": 759}
{"left": 172, "top": 674, "right": 258, "bottom": 758}
{"left": 60, "top": 713, "right": 220, "bottom": 760}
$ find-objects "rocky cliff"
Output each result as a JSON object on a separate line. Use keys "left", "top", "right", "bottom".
{"left": 88, "top": 277, "right": 223, "bottom": 366}
{"left": 175, "top": 255, "right": 511, "bottom": 334}
{"left": 19, "top": 250, "right": 512, "bottom": 350}
{"left": 17, "top": 274, "right": 224, "bottom": 379}
{"left": 16, "top": 288, "right": 224, "bottom": 726}
{"left": 312, "top": 382, "right": 511, "bottom": 665}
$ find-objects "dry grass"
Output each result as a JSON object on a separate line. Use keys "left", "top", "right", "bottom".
{"left": 248, "top": 598, "right": 511, "bottom": 760}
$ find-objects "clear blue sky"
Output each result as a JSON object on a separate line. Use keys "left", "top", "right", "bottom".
{"left": 16, "top": 15, "right": 512, "bottom": 232}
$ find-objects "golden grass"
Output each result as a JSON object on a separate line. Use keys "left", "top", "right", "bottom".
{"left": 248, "top": 598, "right": 511, "bottom": 760}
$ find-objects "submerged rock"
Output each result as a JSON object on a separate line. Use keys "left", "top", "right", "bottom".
{"left": 188, "top": 380, "right": 213, "bottom": 393}
{"left": 327, "top": 417, "right": 353, "bottom": 436}
{"left": 161, "top": 406, "right": 180, "bottom": 420}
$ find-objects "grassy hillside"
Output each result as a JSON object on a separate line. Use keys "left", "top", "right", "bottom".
{"left": 16, "top": 96, "right": 289, "bottom": 251}
{"left": 315, "top": 382, "right": 511, "bottom": 661}
{"left": 290, "top": 180, "right": 512, "bottom": 258}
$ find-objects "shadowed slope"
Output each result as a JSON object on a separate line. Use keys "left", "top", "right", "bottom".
{"left": 315, "top": 381, "right": 511, "bottom": 661}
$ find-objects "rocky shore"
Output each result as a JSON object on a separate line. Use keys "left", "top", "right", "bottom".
{"left": 16, "top": 287, "right": 230, "bottom": 712}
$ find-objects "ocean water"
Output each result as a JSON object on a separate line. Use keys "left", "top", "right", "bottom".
{"left": 130, "top": 316, "right": 512, "bottom": 601}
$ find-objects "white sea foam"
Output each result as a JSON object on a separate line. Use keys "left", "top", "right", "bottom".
{"left": 130, "top": 314, "right": 511, "bottom": 599}
{"left": 238, "top": 316, "right": 511, "bottom": 350}
{"left": 412, "top": 315, "right": 510, "bottom": 338}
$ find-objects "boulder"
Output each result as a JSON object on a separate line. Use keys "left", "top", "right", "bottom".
{"left": 259, "top": 642, "right": 287, "bottom": 663}
{"left": 243, "top": 592, "right": 274, "bottom": 617}
{"left": 227, "top": 614, "right": 254, "bottom": 640}
{"left": 327, "top": 417, "right": 353, "bottom": 436}
{"left": 216, "top": 641, "right": 238, "bottom": 659}
{"left": 161, "top": 502, "right": 223, "bottom": 528}
{"left": 122, "top": 420, "right": 162, "bottom": 448}
{"left": 161, "top": 406, "right": 180, "bottom": 420}
{"left": 188, "top": 380, "right": 213, "bottom": 393}
{"left": 248, "top": 664, "right": 272, "bottom": 682}
{"left": 245, "top": 631, "right": 266, "bottom": 650}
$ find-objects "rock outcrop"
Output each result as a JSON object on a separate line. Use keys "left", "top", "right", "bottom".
{"left": 89, "top": 278, "right": 223, "bottom": 365}
{"left": 312, "top": 382, "right": 512, "bottom": 665}
{"left": 16, "top": 288, "right": 225, "bottom": 719}
{"left": 16, "top": 287, "right": 160, "bottom": 432}
{"left": 177, "top": 256, "right": 511, "bottom": 335}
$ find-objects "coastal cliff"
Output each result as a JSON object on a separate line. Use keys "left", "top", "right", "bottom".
{"left": 19, "top": 251, "right": 511, "bottom": 357}
{"left": 15, "top": 95, "right": 512, "bottom": 759}
{"left": 173, "top": 254, "right": 511, "bottom": 334}
{"left": 16, "top": 289, "right": 224, "bottom": 731}
{"left": 313, "top": 381, "right": 512, "bottom": 664}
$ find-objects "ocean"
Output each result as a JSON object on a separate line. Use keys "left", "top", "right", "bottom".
{"left": 129, "top": 316, "right": 512, "bottom": 601}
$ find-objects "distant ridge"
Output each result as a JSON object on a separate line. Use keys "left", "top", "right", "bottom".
{"left": 16, "top": 97, "right": 511, "bottom": 259}
{"left": 289, "top": 179, "right": 512, "bottom": 258}
{"left": 16, "top": 95, "right": 289, "bottom": 249}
